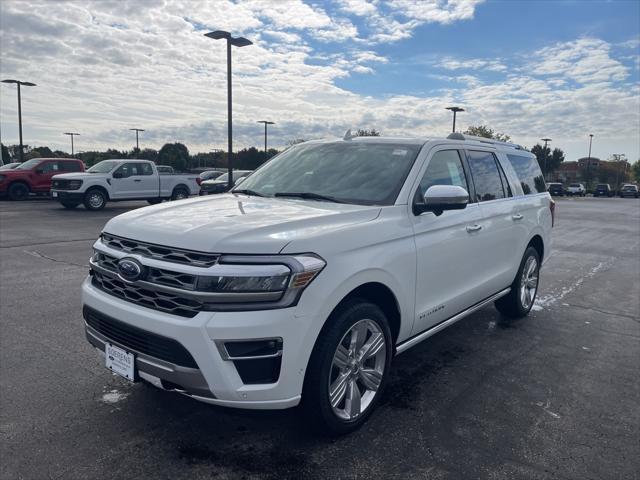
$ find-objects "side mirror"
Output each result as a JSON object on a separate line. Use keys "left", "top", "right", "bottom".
{"left": 414, "top": 185, "right": 469, "bottom": 216}
{"left": 113, "top": 171, "right": 123, "bottom": 179}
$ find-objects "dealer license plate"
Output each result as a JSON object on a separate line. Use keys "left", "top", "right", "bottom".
{"left": 105, "top": 343, "right": 135, "bottom": 381}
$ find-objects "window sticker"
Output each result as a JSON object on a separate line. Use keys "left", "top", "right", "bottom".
{"left": 392, "top": 149, "right": 408, "bottom": 156}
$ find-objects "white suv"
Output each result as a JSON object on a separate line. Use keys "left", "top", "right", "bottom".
{"left": 83, "top": 133, "right": 554, "bottom": 434}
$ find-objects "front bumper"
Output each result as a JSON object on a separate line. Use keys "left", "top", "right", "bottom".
{"left": 82, "top": 276, "right": 309, "bottom": 409}
{"left": 52, "top": 190, "right": 84, "bottom": 201}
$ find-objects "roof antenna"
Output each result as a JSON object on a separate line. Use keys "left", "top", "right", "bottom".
{"left": 343, "top": 129, "right": 354, "bottom": 141}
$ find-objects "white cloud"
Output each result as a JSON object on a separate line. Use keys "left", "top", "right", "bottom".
{"left": 0, "top": 1, "right": 638, "bottom": 163}
{"left": 387, "top": 0, "right": 485, "bottom": 24}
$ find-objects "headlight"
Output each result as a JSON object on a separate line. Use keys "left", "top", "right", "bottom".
{"left": 68, "top": 179, "right": 83, "bottom": 190}
{"left": 197, "top": 254, "right": 325, "bottom": 309}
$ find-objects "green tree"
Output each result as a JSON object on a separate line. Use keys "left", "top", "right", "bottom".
{"left": 531, "top": 144, "right": 564, "bottom": 177}
{"left": 355, "top": 128, "right": 381, "bottom": 137}
{"left": 632, "top": 161, "right": 640, "bottom": 183}
{"left": 1, "top": 143, "right": 12, "bottom": 163}
{"left": 463, "top": 125, "right": 511, "bottom": 142}
{"left": 158, "top": 143, "right": 190, "bottom": 172}
{"left": 136, "top": 148, "right": 159, "bottom": 162}
{"left": 287, "top": 138, "right": 306, "bottom": 146}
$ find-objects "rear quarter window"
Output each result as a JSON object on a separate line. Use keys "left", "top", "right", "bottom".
{"left": 507, "top": 154, "right": 546, "bottom": 195}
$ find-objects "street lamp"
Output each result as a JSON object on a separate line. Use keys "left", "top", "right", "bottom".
{"left": 541, "top": 138, "right": 552, "bottom": 179}
{"left": 129, "top": 128, "right": 144, "bottom": 156}
{"left": 204, "top": 30, "right": 253, "bottom": 190}
{"left": 64, "top": 132, "right": 80, "bottom": 156}
{"left": 257, "top": 120, "right": 275, "bottom": 152}
{"left": 445, "top": 106, "right": 464, "bottom": 133}
{"left": 586, "top": 134, "right": 594, "bottom": 190}
{"left": 1, "top": 79, "right": 37, "bottom": 162}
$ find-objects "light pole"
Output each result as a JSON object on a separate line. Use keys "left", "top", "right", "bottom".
{"left": 445, "top": 106, "right": 464, "bottom": 133}
{"left": 541, "top": 138, "right": 552, "bottom": 179}
{"left": 129, "top": 128, "right": 144, "bottom": 156}
{"left": 205, "top": 30, "right": 252, "bottom": 190}
{"left": 257, "top": 120, "right": 275, "bottom": 152}
{"left": 64, "top": 132, "right": 80, "bottom": 157}
{"left": 586, "top": 134, "right": 594, "bottom": 190}
{"left": 1, "top": 79, "right": 37, "bottom": 162}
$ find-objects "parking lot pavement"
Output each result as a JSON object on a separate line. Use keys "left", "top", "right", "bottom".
{"left": 1, "top": 197, "right": 638, "bottom": 480}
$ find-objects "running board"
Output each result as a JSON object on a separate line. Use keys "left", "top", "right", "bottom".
{"left": 395, "top": 288, "right": 511, "bottom": 355}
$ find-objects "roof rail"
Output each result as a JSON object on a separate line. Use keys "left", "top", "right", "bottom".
{"left": 446, "top": 132, "right": 524, "bottom": 150}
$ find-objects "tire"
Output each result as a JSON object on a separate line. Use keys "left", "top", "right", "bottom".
{"left": 171, "top": 186, "right": 189, "bottom": 201}
{"left": 60, "top": 201, "right": 80, "bottom": 209}
{"left": 302, "top": 299, "right": 393, "bottom": 435}
{"left": 147, "top": 198, "right": 163, "bottom": 205}
{"left": 495, "top": 246, "right": 541, "bottom": 319}
{"left": 7, "top": 182, "right": 29, "bottom": 201}
{"left": 83, "top": 189, "right": 107, "bottom": 211}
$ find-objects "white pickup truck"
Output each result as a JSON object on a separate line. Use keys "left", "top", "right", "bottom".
{"left": 51, "top": 159, "right": 201, "bottom": 210}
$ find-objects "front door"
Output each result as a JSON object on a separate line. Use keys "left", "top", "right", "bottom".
{"left": 111, "top": 162, "right": 157, "bottom": 199}
{"left": 32, "top": 160, "right": 61, "bottom": 192}
{"left": 411, "top": 148, "right": 486, "bottom": 335}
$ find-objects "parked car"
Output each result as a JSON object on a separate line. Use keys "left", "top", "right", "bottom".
{"left": 199, "top": 170, "right": 253, "bottom": 195}
{"left": 156, "top": 165, "right": 175, "bottom": 174}
{"left": 50, "top": 159, "right": 200, "bottom": 210}
{"left": 566, "top": 183, "right": 585, "bottom": 196}
{"left": 593, "top": 183, "right": 614, "bottom": 197}
{"left": 547, "top": 182, "right": 564, "bottom": 196}
{"left": 0, "top": 158, "right": 85, "bottom": 200}
{"left": 619, "top": 184, "right": 639, "bottom": 198}
{"left": 199, "top": 169, "right": 226, "bottom": 182}
{"left": 82, "top": 133, "right": 553, "bottom": 434}
{"left": 0, "top": 162, "right": 21, "bottom": 170}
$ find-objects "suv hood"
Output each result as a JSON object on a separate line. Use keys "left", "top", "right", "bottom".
{"left": 52, "top": 172, "right": 99, "bottom": 180}
{"left": 103, "top": 194, "right": 381, "bottom": 254}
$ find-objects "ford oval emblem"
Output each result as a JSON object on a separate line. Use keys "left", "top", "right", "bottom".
{"left": 117, "top": 258, "right": 145, "bottom": 282}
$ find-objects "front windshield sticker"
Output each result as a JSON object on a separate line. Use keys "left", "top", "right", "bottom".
{"left": 392, "top": 149, "right": 408, "bottom": 156}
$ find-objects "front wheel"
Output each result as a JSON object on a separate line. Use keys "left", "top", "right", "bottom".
{"left": 303, "top": 300, "right": 393, "bottom": 435}
{"left": 8, "top": 182, "right": 29, "bottom": 201}
{"left": 83, "top": 189, "right": 107, "bottom": 211}
{"left": 495, "top": 246, "right": 540, "bottom": 318}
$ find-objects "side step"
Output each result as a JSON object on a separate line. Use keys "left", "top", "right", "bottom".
{"left": 395, "top": 288, "right": 511, "bottom": 355}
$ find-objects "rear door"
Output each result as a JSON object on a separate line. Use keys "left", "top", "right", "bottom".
{"left": 464, "top": 149, "right": 523, "bottom": 297}
{"left": 411, "top": 147, "right": 486, "bottom": 334}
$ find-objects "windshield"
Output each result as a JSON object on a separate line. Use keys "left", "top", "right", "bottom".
{"left": 597, "top": 184, "right": 608, "bottom": 188}
{"left": 570, "top": 184, "right": 580, "bottom": 187}
{"left": 88, "top": 160, "right": 119, "bottom": 173}
{"left": 236, "top": 142, "right": 421, "bottom": 205}
{"left": 15, "top": 159, "right": 43, "bottom": 170}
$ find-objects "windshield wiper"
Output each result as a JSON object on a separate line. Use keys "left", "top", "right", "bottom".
{"left": 232, "top": 189, "right": 267, "bottom": 197}
{"left": 274, "top": 192, "right": 345, "bottom": 203}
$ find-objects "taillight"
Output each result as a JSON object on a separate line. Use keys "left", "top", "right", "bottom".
{"left": 549, "top": 199, "right": 556, "bottom": 227}
{"left": 196, "top": 177, "right": 202, "bottom": 185}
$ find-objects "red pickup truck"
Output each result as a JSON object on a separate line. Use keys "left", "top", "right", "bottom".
{"left": 0, "top": 158, "right": 85, "bottom": 200}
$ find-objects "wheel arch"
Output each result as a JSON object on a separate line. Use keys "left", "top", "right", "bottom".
{"left": 527, "top": 234, "right": 544, "bottom": 262}
{"left": 172, "top": 183, "right": 189, "bottom": 194}
{"left": 85, "top": 185, "right": 110, "bottom": 200}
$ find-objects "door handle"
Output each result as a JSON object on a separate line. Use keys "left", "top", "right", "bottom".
{"left": 512, "top": 213, "right": 524, "bottom": 221}
{"left": 466, "top": 224, "right": 482, "bottom": 233}
{"left": 134, "top": 179, "right": 141, "bottom": 182}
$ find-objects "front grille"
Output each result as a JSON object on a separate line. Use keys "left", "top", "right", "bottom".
{"left": 101, "top": 233, "right": 219, "bottom": 268}
{"left": 92, "top": 271, "right": 202, "bottom": 318}
{"left": 52, "top": 179, "right": 72, "bottom": 190}
{"left": 83, "top": 306, "right": 198, "bottom": 368}
{"left": 95, "top": 252, "right": 197, "bottom": 290}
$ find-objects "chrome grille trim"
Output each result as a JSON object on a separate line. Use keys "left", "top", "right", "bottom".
{"left": 101, "top": 233, "right": 220, "bottom": 268}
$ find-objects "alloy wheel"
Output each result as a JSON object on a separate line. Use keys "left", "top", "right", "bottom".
{"left": 520, "top": 256, "right": 538, "bottom": 310}
{"left": 328, "top": 319, "right": 386, "bottom": 421}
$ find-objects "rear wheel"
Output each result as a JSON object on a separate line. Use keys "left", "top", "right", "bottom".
{"left": 83, "top": 189, "right": 107, "bottom": 211}
{"left": 495, "top": 246, "right": 540, "bottom": 318}
{"left": 60, "top": 201, "right": 80, "bottom": 209}
{"left": 303, "top": 300, "right": 392, "bottom": 435}
{"left": 171, "top": 187, "right": 189, "bottom": 201}
{"left": 8, "top": 182, "right": 29, "bottom": 201}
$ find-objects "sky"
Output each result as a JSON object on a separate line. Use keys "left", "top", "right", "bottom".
{"left": 0, "top": 0, "right": 639, "bottom": 162}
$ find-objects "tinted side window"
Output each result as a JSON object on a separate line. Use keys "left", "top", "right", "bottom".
{"left": 467, "top": 151, "right": 505, "bottom": 202}
{"left": 39, "top": 162, "right": 60, "bottom": 173}
{"left": 417, "top": 150, "right": 468, "bottom": 199}
{"left": 115, "top": 163, "right": 135, "bottom": 178}
{"left": 496, "top": 160, "right": 513, "bottom": 197}
{"left": 60, "top": 161, "right": 82, "bottom": 172}
{"left": 139, "top": 163, "right": 153, "bottom": 175}
{"left": 507, "top": 154, "right": 545, "bottom": 194}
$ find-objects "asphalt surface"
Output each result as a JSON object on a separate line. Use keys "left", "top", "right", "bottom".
{"left": 1, "top": 196, "right": 639, "bottom": 480}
